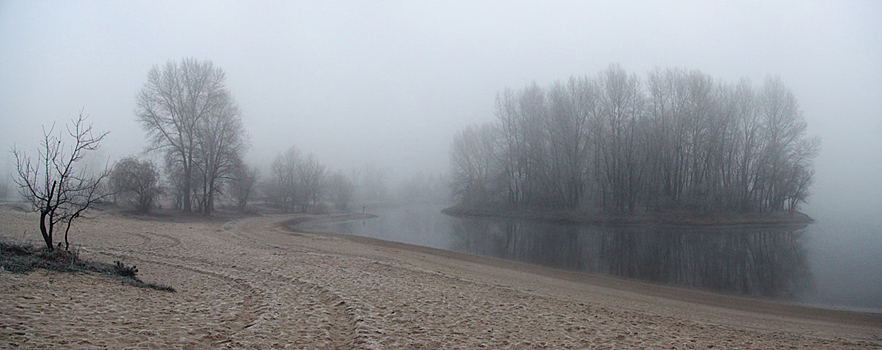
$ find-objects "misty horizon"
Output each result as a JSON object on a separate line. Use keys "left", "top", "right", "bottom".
{"left": 2, "top": 1, "right": 881, "bottom": 221}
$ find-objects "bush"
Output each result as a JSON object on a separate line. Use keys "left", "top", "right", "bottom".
{"left": 114, "top": 260, "right": 138, "bottom": 278}
{"left": 110, "top": 157, "right": 162, "bottom": 213}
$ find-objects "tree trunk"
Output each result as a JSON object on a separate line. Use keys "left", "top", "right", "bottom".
{"left": 39, "top": 210, "right": 52, "bottom": 251}
{"left": 39, "top": 180, "right": 58, "bottom": 250}
{"left": 182, "top": 157, "right": 192, "bottom": 212}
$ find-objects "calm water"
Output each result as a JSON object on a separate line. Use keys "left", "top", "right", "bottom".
{"left": 304, "top": 204, "right": 882, "bottom": 313}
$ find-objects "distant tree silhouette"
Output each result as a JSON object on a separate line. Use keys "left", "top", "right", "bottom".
{"left": 267, "top": 146, "right": 328, "bottom": 213}
{"left": 450, "top": 66, "right": 819, "bottom": 214}
{"left": 228, "top": 161, "right": 259, "bottom": 211}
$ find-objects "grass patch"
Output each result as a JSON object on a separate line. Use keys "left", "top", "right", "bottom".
{"left": 0, "top": 240, "right": 175, "bottom": 292}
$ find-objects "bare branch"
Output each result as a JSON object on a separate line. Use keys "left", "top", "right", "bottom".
{"left": 11, "top": 111, "right": 108, "bottom": 250}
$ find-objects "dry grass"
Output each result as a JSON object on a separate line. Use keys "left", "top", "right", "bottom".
{"left": 0, "top": 240, "right": 174, "bottom": 292}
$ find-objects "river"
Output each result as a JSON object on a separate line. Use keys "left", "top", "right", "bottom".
{"left": 301, "top": 203, "right": 882, "bottom": 313}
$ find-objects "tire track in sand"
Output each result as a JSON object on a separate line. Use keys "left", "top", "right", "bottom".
{"left": 93, "top": 215, "right": 363, "bottom": 348}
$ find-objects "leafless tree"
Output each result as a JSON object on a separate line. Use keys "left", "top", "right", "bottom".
{"left": 136, "top": 58, "right": 245, "bottom": 214}
{"left": 326, "top": 172, "right": 354, "bottom": 211}
{"left": 494, "top": 83, "right": 552, "bottom": 207}
{"left": 12, "top": 112, "right": 109, "bottom": 250}
{"left": 228, "top": 160, "right": 259, "bottom": 211}
{"left": 450, "top": 66, "right": 818, "bottom": 216}
{"left": 755, "top": 76, "right": 820, "bottom": 212}
{"left": 267, "top": 146, "right": 300, "bottom": 212}
{"left": 645, "top": 68, "right": 725, "bottom": 210}
{"left": 450, "top": 123, "right": 499, "bottom": 205}
{"left": 729, "top": 79, "right": 763, "bottom": 211}
{"left": 192, "top": 91, "right": 247, "bottom": 214}
{"left": 595, "top": 64, "right": 646, "bottom": 213}
{"left": 268, "top": 146, "right": 327, "bottom": 213}
{"left": 546, "top": 77, "right": 596, "bottom": 208}
{"left": 295, "top": 153, "right": 327, "bottom": 212}
{"left": 495, "top": 88, "right": 524, "bottom": 206}
{"left": 110, "top": 156, "right": 161, "bottom": 212}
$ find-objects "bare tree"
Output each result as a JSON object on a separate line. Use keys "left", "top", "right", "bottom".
{"left": 12, "top": 112, "right": 109, "bottom": 250}
{"left": 326, "top": 171, "right": 354, "bottom": 211}
{"left": 267, "top": 146, "right": 300, "bottom": 213}
{"left": 756, "top": 76, "right": 820, "bottom": 212}
{"left": 495, "top": 84, "right": 550, "bottom": 207}
{"left": 267, "top": 146, "right": 327, "bottom": 213}
{"left": 295, "top": 153, "right": 327, "bottom": 213}
{"left": 110, "top": 156, "right": 161, "bottom": 212}
{"left": 192, "top": 91, "right": 247, "bottom": 214}
{"left": 228, "top": 160, "right": 259, "bottom": 211}
{"left": 595, "top": 64, "right": 646, "bottom": 213}
{"left": 450, "top": 66, "right": 818, "bottom": 216}
{"left": 450, "top": 123, "right": 499, "bottom": 205}
{"left": 136, "top": 58, "right": 244, "bottom": 214}
{"left": 546, "top": 77, "right": 596, "bottom": 209}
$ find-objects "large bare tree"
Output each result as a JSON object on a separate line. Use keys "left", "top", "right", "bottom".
{"left": 136, "top": 58, "right": 245, "bottom": 214}
{"left": 12, "top": 112, "right": 109, "bottom": 250}
{"left": 192, "top": 91, "right": 246, "bottom": 214}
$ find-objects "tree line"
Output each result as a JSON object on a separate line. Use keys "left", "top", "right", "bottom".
{"left": 11, "top": 57, "right": 448, "bottom": 250}
{"left": 451, "top": 65, "right": 819, "bottom": 214}
{"left": 132, "top": 58, "right": 360, "bottom": 215}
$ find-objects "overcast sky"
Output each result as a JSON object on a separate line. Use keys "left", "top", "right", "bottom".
{"left": 1, "top": 0, "right": 880, "bottom": 218}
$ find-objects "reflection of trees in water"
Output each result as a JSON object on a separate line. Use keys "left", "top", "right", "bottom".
{"left": 452, "top": 220, "right": 586, "bottom": 270}
{"left": 450, "top": 220, "right": 811, "bottom": 298}
{"left": 398, "top": 205, "right": 450, "bottom": 239}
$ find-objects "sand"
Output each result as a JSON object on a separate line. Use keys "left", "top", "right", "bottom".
{"left": 1, "top": 205, "right": 880, "bottom": 349}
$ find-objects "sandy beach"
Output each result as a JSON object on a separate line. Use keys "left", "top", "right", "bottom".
{"left": 1, "top": 205, "right": 880, "bottom": 349}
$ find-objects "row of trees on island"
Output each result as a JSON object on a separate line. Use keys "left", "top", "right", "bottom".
{"left": 451, "top": 65, "right": 819, "bottom": 214}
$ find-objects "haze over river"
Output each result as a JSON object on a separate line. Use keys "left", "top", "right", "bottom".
{"left": 303, "top": 204, "right": 882, "bottom": 313}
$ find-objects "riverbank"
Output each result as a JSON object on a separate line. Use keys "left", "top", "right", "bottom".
{"left": 1, "top": 205, "right": 877, "bottom": 348}
{"left": 442, "top": 204, "right": 815, "bottom": 227}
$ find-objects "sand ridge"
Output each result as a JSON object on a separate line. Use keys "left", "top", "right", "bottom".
{"left": 1, "top": 206, "right": 880, "bottom": 349}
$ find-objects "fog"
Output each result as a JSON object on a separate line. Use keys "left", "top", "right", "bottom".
{"left": 1, "top": 1, "right": 880, "bottom": 221}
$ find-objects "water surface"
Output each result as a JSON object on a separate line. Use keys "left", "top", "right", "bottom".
{"left": 304, "top": 204, "right": 882, "bottom": 313}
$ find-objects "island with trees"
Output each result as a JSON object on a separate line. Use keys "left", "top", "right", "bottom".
{"left": 446, "top": 65, "right": 819, "bottom": 226}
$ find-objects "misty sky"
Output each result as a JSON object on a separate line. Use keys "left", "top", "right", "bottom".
{"left": 1, "top": 1, "right": 880, "bottom": 219}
